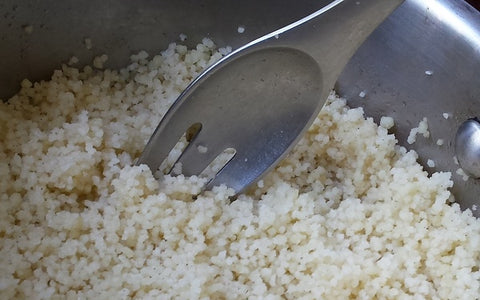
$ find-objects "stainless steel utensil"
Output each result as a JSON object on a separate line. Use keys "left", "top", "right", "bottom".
{"left": 456, "top": 119, "right": 480, "bottom": 178}
{"left": 137, "top": 0, "right": 403, "bottom": 194}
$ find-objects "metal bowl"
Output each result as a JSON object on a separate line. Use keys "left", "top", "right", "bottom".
{"left": 337, "top": 0, "right": 480, "bottom": 216}
{"left": 1, "top": 0, "right": 479, "bottom": 216}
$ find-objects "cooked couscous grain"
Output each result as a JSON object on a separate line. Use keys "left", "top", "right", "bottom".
{"left": 0, "top": 39, "right": 479, "bottom": 299}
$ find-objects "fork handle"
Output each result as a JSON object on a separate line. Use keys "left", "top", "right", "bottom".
{"left": 246, "top": 0, "right": 404, "bottom": 101}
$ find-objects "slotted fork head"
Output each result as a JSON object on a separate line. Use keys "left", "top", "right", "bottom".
{"left": 137, "top": 0, "right": 404, "bottom": 194}
{"left": 139, "top": 47, "right": 322, "bottom": 193}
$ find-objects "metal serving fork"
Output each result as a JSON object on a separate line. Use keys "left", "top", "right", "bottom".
{"left": 137, "top": 0, "right": 404, "bottom": 194}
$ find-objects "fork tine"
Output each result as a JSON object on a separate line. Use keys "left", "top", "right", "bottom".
{"left": 137, "top": 113, "right": 193, "bottom": 173}
{"left": 205, "top": 154, "right": 257, "bottom": 194}
{"left": 172, "top": 132, "right": 224, "bottom": 176}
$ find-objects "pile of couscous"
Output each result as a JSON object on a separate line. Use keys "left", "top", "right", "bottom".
{"left": 0, "top": 38, "right": 479, "bottom": 299}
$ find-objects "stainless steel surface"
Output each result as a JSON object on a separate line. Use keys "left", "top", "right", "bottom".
{"left": 336, "top": 0, "right": 480, "bottom": 216}
{"left": 138, "top": 0, "right": 403, "bottom": 193}
{"left": 0, "top": 0, "right": 479, "bottom": 213}
{"left": 456, "top": 119, "right": 480, "bottom": 178}
{"left": 0, "top": 0, "right": 330, "bottom": 101}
